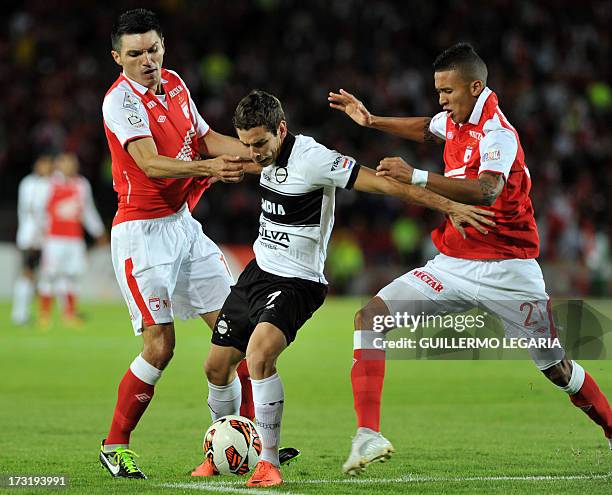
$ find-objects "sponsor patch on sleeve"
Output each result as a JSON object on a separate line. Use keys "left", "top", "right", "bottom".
{"left": 126, "top": 112, "right": 145, "bottom": 128}
{"left": 122, "top": 92, "right": 139, "bottom": 111}
{"left": 481, "top": 149, "right": 501, "bottom": 162}
{"left": 332, "top": 155, "right": 355, "bottom": 171}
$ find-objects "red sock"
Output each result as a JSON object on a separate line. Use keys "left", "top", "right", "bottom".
{"left": 237, "top": 359, "right": 254, "bottom": 420}
{"left": 40, "top": 294, "right": 53, "bottom": 317}
{"left": 64, "top": 293, "right": 76, "bottom": 318}
{"left": 569, "top": 372, "right": 612, "bottom": 438}
{"left": 106, "top": 369, "right": 155, "bottom": 445}
{"left": 351, "top": 349, "right": 386, "bottom": 431}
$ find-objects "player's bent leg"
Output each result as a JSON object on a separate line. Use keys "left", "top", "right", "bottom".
{"left": 540, "top": 357, "right": 612, "bottom": 448}
{"left": 204, "top": 344, "right": 245, "bottom": 418}
{"left": 345, "top": 296, "right": 396, "bottom": 476}
{"left": 245, "top": 322, "right": 286, "bottom": 487}
{"left": 200, "top": 310, "right": 255, "bottom": 420}
{"left": 100, "top": 322, "right": 174, "bottom": 479}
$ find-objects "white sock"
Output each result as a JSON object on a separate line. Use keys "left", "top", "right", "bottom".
{"left": 560, "top": 361, "right": 585, "bottom": 395}
{"left": 207, "top": 376, "right": 241, "bottom": 420}
{"left": 12, "top": 276, "right": 34, "bottom": 324}
{"left": 251, "top": 373, "right": 284, "bottom": 467}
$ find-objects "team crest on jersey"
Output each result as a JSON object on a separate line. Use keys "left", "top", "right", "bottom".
{"left": 446, "top": 131, "right": 454, "bottom": 140}
{"left": 274, "top": 167, "right": 288, "bottom": 183}
{"left": 122, "top": 92, "right": 139, "bottom": 111}
{"left": 463, "top": 146, "right": 473, "bottom": 163}
{"left": 148, "top": 297, "right": 161, "bottom": 311}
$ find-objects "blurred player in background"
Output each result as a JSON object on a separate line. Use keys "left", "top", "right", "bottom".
{"left": 38, "top": 152, "right": 106, "bottom": 327}
{"left": 201, "top": 90, "right": 493, "bottom": 487}
{"left": 330, "top": 42, "right": 612, "bottom": 475}
{"left": 98, "top": 9, "right": 275, "bottom": 479}
{"left": 11, "top": 154, "right": 54, "bottom": 325}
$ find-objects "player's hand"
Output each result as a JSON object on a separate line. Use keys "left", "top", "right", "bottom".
{"left": 203, "top": 155, "right": 246, "bottom": 183}
{"left": 447, "top": 203, "right": 496, "bottom": 238}
{"left": 328, "top": 89, "right": 372, "bottom": 127}
{"left": 376, "top": 157, "right": 414, "bottom": 184}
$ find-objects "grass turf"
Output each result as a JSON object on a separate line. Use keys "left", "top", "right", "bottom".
{"left": 0, "top": 298, "right": 611, "bottom": 494}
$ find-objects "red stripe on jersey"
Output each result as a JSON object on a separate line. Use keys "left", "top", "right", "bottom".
{"left": 124, "top": 257, "right": 155, "bottom": 327}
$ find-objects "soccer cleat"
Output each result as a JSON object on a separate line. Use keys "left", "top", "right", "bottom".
{"left": 608, "top": 438, "right": 612, "bottom": 450}
{"left": 279, "top": 447, "right": 300, "bottom": 465}
{"left": 245, "top": 460, "right": 283, "bottom": 487}
{"left": 342, "top": 429, "right": 395, "bottom": 476}
{"left": 190, "top": 457, "right": 219, "bottom": 477}
{"left": 99, "top": 440, "right": 147, "bottom": 479}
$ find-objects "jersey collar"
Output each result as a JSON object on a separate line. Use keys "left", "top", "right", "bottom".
{"left": 467, "top": 86, "right": 493, "bottom": 125}
{"left": 275, "top": 133, "right": 296, "bottom": 168}
{"left": 122, "top": 71, "right": 168, "bottom": 95}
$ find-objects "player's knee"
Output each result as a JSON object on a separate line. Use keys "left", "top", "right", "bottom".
{"left": 204, "top": 357, "right": 232, "bottom": 385}
{"left": 143, "top": 340, "right": 174, "bottom": 369}
{"left": 541, "top": 359, "right": 572, "bottom": 387}
{"left": 355, "top": 298, "right": 388, "bottom": 331}
{"left": 245, "top": 349, "right": 277, "bottom": 379}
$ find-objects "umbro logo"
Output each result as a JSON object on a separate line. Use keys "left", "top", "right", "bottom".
{"left": 135, "top": 393, "right": 151, "bottom": 402}
{"left": 157, "top": 115, "right": 167, "bottom": 123}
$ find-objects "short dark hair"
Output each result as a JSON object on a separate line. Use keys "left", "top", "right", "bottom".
{"left": 111, "top": 9, "right": 163, "bottom": 52}
{"left": 233, "top": 90, "right": 285, "bottom": 135}
{"left": 433, "top": 42, "right": 488, "bottom": 85}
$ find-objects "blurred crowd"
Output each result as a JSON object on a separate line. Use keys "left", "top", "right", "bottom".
{"left": 1, "top": 0, "right": 610, "bottom": 295}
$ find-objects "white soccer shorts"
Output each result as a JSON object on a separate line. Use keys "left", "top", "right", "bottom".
{"left": 111, "top": 205, "right": 234, "bottom": 334}
{"left": 40, "top": 236, "right": 87, "bottom": 278}
{"left": 377, "top": 253, "right": 564, "bottom": 369}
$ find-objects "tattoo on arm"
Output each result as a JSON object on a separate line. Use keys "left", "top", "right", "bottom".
{"left": 423, "top": 118, "right": 442, "bottom": 144}
{"left": 478, "top": 173, "right": 504, "bottom": 206}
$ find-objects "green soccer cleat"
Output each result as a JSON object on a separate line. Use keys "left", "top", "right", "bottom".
{"left": 99, "top": 440, "right": 147, "bottom": 479}
{"left": 279, "top": 447, "right": 301, "bottom": 465}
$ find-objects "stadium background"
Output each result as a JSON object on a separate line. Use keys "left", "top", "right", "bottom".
{"left": 0, "top": 0, "right": 610, "bottom": 298}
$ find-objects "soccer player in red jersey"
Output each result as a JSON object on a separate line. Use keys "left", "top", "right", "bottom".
{"left": 99, "top": 9, "right": 260, "bottom": 479}
{"left": 330, "top": 43, "right": 612, "bottom": 474}
{"left": 38, "top": 153, "right": 106, "bottom": 327}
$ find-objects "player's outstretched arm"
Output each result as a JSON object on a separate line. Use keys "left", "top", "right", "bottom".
{"left": 377, "top": 157, "right": 504, "bottom": 206}
{"left": 328, "top": 89, "right": 442, "bottom": 144}
{"left": 201, "top": 130, "right": 249, "bottom": 159}
{"left": 353, "top": 166, "right": 495, "bottom": 237}
{"left": 127, "top": 137, "right": 244, "bottom": 182}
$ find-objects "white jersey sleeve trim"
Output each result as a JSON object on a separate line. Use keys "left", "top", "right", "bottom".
{"left": 429, "top": 111, "right": 447, "bottom": 140}
{"left": 102, "top": 83, "right": 152, "bottom": 147}
{"left": 478, "top": 115, "right": 518, "bottom": 180}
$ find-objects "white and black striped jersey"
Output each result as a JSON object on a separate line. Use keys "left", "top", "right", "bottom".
{"left": 254, "top": 133, "right": 360, "bottom": 283}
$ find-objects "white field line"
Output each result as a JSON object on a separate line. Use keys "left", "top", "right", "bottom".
{"left": 160, "top": 472, "right": 611, "bottom": 492}
{"left": 158, "top": 482, "right": 302, "bottom": 495}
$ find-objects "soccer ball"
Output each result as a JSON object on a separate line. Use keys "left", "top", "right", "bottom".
{"left": 203, "top": 415, "right": 262, "bottom": 475}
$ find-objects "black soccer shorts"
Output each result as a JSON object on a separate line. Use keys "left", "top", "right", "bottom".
{"left": 211, "top": 259, "right": 328, "bottom": 353}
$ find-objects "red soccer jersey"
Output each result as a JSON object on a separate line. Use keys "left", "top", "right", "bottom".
{"left": 428, "top": 88, "right": 539, "bottom": 259}
{"left": 102, "top": 69, "right": 212, "bottom": 225}
{"left": 46, "top": 173, "right": 104, "bottom": 239}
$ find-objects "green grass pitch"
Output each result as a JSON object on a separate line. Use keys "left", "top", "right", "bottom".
{"left": 1, "top": 298, "right": 611, "bottom": 494}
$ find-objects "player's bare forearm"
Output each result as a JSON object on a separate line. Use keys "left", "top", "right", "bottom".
{"left": 425, "top": 172, "right": 504, "bottom": 206}
{"left": 201, "top": 130, "right": 250, "bottom": 159}
{"left": 127, "top": 137, "right": 243, "bottom": 181}
{"left": 354, "top": 167, "right": 457, "bottom": 214}
{"left": 369, "top": 116, "right": 442, "bottom": 144}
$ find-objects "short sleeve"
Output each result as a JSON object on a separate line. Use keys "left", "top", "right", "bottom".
{"left": 189, "top": 94, "right": 210, "bottom": 138}
{"left": 429, "top": 111, "right": 447, "bottom": 140}
{"left": 478, "top": 128, "right": 518, "bottom": 180}
{"left": 301, "top": 142, "right": 361, "bottom": 190}
{"left": 102, "top": 89, "right": 152, "bottom": 147}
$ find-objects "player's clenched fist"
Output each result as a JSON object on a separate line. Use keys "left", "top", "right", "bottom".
{"left": 376, "top": 157, "right": 414, "bottom": 184}
{"left": 328, "top": 89, "right": 372, "bottom": 127}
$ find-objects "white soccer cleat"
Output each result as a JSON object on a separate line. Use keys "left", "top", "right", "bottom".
{"left": 608, "top": 438, "right": 611, "bottom": 451}
{"left": 342, "top": 429, "right": 395, "bottom": 476}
